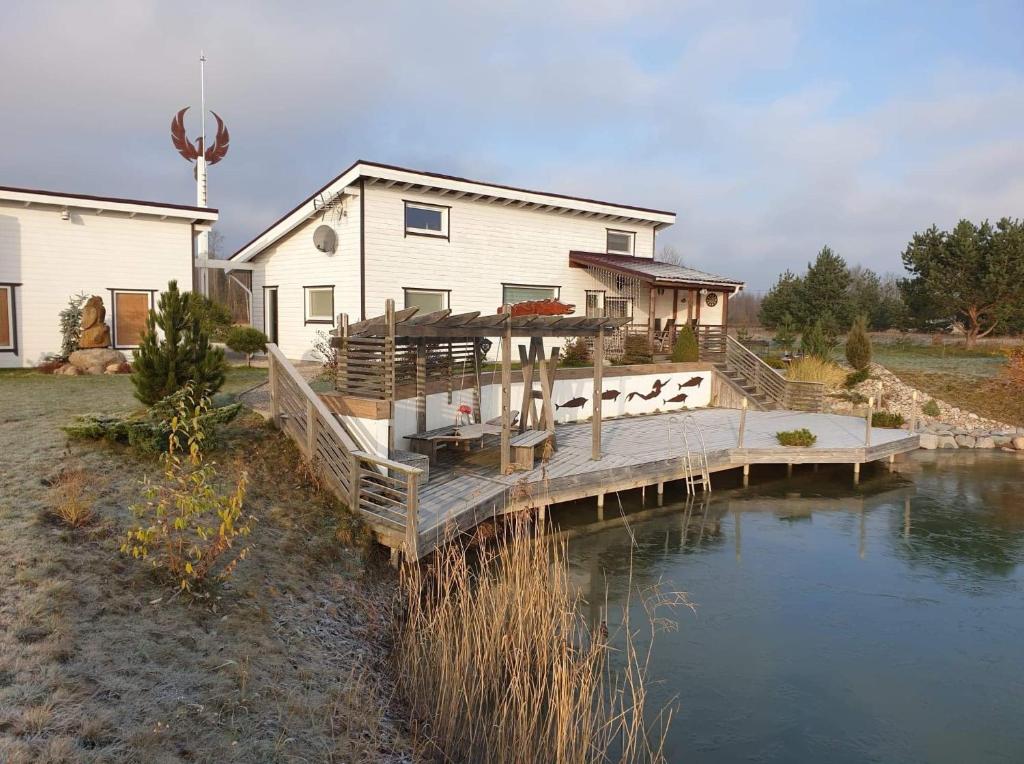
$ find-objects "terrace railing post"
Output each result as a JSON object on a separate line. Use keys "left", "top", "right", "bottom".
{"left": 349, "top": 453, "right": 361, "bottom": 513}
{"left": 592, "top": 325, "right": 604, "bottom": 460}
{"left": 385, "top": 299, "right": 396, "bottom": 456}
{"left": 268, "top": 349, "right": 281, "bottom": 428}
{"left": 865, "top": 396, "right": 874, "bottom": 447}
{"left": 910, "top": 390, "right": 918, "bottom": 432}
{"left": 500, "top": 304, "right": 512, "bottom": 474}
{"left": 737, "top": 397, "right": 748, "bottom": 448}
{"left": 405, "top": 471, "right": 420, "bottom": 561}
{"left": 306, "top": 399, "right": 317, "bottom": 460}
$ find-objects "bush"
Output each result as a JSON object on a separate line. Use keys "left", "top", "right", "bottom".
{"left": 49, "top": 462, "right": 95, "bottom": 528}
{"left": 671, "top": 324, "right": 699, "bottom": 362}
{"left": 844, "top": 368, "right": 870, "bottom": 388}
{"left": 620, "top": 334, "right": 653, "bottom": 365}
{"left": 787, "top": 356, "right": 846, "bottom": 387}
{"left": 922, "top": 399, "right": 941, "bottom": 417}
{"left": 58, "top": 292, "right": 90, "bottom": 360}
{"left": 313, "top": 330, "right": 342, "bottom": 388}
{"left": 776, "top": 428, "right": 817, "bottom": 447}
{"left": 799, "top": 318, "right": 837, "bottom": 360}
{"left": 132, "top": 281, "right": 226, "bottom": 405}
{"left": 187, "top": 293, "right": 234, "bottom": 342}
{"left": 845, "top": 315, "right": 872, "bottom": 371}
{"left": 872, "top": 411, "right": 905, "bottom": 428}
{"left": 121, "top": 385, "right": 254, "bottom": 593}
{"left": 226, "top": 326, "right": 268, "bottom": 366}
{"left": 560, "top": 336, "right": 591, "bottom": 367}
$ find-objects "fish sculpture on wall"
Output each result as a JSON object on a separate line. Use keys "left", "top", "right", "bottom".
{"left": 555, "top": 396, "right": 588, "bottom": 410}
{"left": 678, "top": 376, "right": 704, "bottom": 389}
{"left": 664, "top": 392, "right": 689, "bottom": 405}
{"left": 499, "top": 299, "right": 576, "bottom": 316}
{"left": 626, "top": 378, "right": 671, "bottom": 402}
{"left": 601, "top": 389, "right": 621, "bottom": 401}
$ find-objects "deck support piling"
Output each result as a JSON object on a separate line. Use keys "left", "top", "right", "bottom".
{"left": 786, "top": 463, "right": 793, "bottom": 479}
{"left": 596, "top": 492, "right": 605, "bottom": 521}
{"left": 853, "top": 462, "right": 861, "bottom": 485}
{"left": 742, "top": 464, "right": 750, "bottom": 487}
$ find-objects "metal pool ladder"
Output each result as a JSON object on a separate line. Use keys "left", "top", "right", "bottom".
{"left": 670, "top": 414, "right": 712, "bottom": 495}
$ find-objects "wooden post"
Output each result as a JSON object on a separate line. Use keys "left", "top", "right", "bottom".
{"left": 853, "top": 461, "right": 861, "bottom": 486}
{"left": 338, "top": 313, "right": 349, "bottom": 392}
{"left": 405, "top": 471, "right": 419, "bottom": 561}
{"left": 268, "top": 350, "right": 280, "bottom": 428}
{"left": 518, "top": 343, "right": 534, "bottom": 435}
{"left": 910, "top": 389, "right": 918, "bottom": 432}
{"left": 597, "top": 493, "right": 604, "bottom": 522}
{"left": 865, "top": 396, "right": 874, "bottom": 447}
{"left": 415, "top": 340, "right": 427, "bottom": 432}
{"left": 539, "top": 353, "right": 557, "bottom": 441}
{"left": 348, "top": 453, "right": 361, "bottom": 513}
{"left": 306, "top": 399, "right": 318, "bottom": 459}
{"left": 500, "top": 305, "right": 512, "bottom": 474}
{"left": 737, "top": 397, "right": 748, "bottom": 448}
{"left": 647, "top": 285, "right": 656, "bottom": 348}
{"left": 472, "top": 338, "right": 482, "bottom": 424}
{"left": 385, "top": 299, "right": 397, "bottom": 457}
{"left": 592, "top": 325, "right": 603, "bottom": 460}
{"left": 786, "top": 463, "right": 793, "bottom": 479}
{"left": 742, "top": 463, "right": 750, "bottom": 487}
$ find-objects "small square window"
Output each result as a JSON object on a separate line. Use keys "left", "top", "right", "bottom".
{"left": 304, "top": 286, "right": 334, "bottom": 324}
{"left": 404, "top": 289, "right": 449, "bottom": 313}
{"left": 404, "top": 202, "right": 449, "bottom": 238}
{"left": 606, "top": 230, "right": 634, "bottom": 255}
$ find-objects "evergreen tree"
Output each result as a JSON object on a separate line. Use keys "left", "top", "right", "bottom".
{"left": 773, "top": 314, "right": 797, "bottom": 353}
{"left": 800, "top": 319, "right": 836, "bottom": 360}
{"left": 759, "top": 270, "right": 805, "bottom": 328}
{"left": 132, "top": 281, "right": 226, "bottom": 405}
{"left": 671, "top": 324, "right": 699, "bottom": 362}
{"left": 801, "top": 246, "right": 853, "bottom": 330}
{"left": 845, "top": 315, "right": 872, "bottom": 371}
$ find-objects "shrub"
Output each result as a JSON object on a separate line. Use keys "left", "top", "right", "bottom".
{"left": 776, "top": 428, "right": 817, "bottom": 447}
{"left": 49, "top": 463, "right": 95, "bottom": 528}
{"left": 787, "top": 356, "right": 846, "bottom": 387}
{"left": 736, "top": 327, "right": 753, "bottom": 345}
{"left": 560, "top": 336, "right": 591, "bottom": 367}
{"left": 671, "top": 324, "right": 699, "bottom": 362}
{"left": 872, "top": 411, "right": 905, "bottom": 428}
{"left": 773, "top": 315, "right": 797, "bottom": 353}
{"left": 58, "top": 292, "right": 90, "bottom": 360}
{"left": 922, "top": 399, "right": 941, "bottom": 417}
{"left": 121, "top": 385, "right": 254, "bottom": 593}
{"left": 764, "top": 355, "right": 786, "bottom": 369}
{"left": 132, "top": 281, "right": 226, "bottom": 405}
{"left": 36, "top": 358, "right": 65, "bottom": 374}
{"left": 620, "top": 333, "right": 653, "bottom": 365}
{"left": 313, "top": 330, "right": 341, "bottom": 388}
{"left": 799, "top": 318, "right": 837, "bottom": 360}
{"left": 844, "top": 368, "right": 870, "bottom": 388}
{"left": 187, "top": 293, "right": 234, "bottom": 342}
{"left": 226, "top": 326, "right": 268, "bottom": 366}
{"left": 845, "top": 315, "right": 872, "bottom": 371}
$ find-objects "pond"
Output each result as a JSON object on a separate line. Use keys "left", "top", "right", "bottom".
{"left": 556, "top": 452, "right": 1024, "bottom": 763}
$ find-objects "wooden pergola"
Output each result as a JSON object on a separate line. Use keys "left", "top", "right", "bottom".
{"left": 332, "top": 300, "right": 631, "bottom": 473}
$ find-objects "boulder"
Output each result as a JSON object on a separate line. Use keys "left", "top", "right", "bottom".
{"left": 954, "top": 435, "right": 975, "bottom": 448}
{"left": 1012, "top": 437, "right": 1024, "bottom": 451}
{"left": 918, "top": 432, "right": 938, "bottom": 450}
{"left": 69, "top": 348, "right": 127, "bottom": 375}
{"left": 993, "top": 435, "right": 1013, "bottom": 447}
{"left": 975, "top": 436, "right": 996, "bottom": 449}
{"left": 937, "top": 435, "right": 959, "bottom": 449}
{"left": 59, "top": 364, "right": 81, "bottom": 376}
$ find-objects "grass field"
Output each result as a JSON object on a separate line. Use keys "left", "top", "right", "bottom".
{"left": 0, "top": 368, "right": 411, "bottom": 763}
{"left": 872, "top": 340, "right": 1023, "bottom": 426}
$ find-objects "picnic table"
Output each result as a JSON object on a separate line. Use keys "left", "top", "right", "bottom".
{"left": 404, "top": 413, "right": 516, "bottom": 464}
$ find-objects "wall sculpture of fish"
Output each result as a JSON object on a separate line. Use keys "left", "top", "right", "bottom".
{"left": 627, "top": 378, "right": 671, "bottom": 402}
{"left": 678, "top": 376, "right": 704, "bottom": 389}
{"left": 601, "top": 389, "right": 621, "bottom": 401}
{"left": 555, "top": 396, "right": 588, "bottom": 410}
{"left": 664, "top": 392, "right": 689, "bottom": 404}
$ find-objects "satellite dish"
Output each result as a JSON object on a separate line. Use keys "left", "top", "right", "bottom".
{"left": 313, "top": 224, "right": 337, "bottom": 254}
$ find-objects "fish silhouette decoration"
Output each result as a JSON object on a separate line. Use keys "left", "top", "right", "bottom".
{"left": 626, "top": 378, "right": 671, "bottom": 402}
{"left": 664, "top": 392, "right": 689, "bottom": 404}
{"left": 556, "top": 396, "right": 588, "bottom": 410}
{"left": 601, "top": 389, "right": 621, "bottom": 401}
{"left": 678, "top": 376, "right": 704, "bottom": 389}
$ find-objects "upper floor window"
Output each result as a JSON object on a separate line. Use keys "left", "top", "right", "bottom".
{"left": 502, "top": 284, "right": 559, "bottom": 306}
{"left": 304, "top": 285, "right": 335, "bottom": 324}
{"left": 606, "top": 229, "right": 635, "bottom": 256}
{"left": 404, "top": 288, "right": 449, "bottom": 313}
{"left": 404, "top": 201, "right": 449, "bottom": 238}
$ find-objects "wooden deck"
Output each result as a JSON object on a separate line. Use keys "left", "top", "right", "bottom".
{"left": 414, "top": 408, "right": 918, "bottom": 556}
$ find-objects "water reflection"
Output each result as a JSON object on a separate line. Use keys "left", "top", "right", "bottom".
{"left": 555, "top": 452, "right": 1024, "bottom": 763}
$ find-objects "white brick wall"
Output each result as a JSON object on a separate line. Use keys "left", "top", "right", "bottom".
{"left": 0, "top": 202, "right": 196, "bottom": 367}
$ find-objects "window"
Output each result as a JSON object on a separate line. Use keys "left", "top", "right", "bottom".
{"left": 304, "top": 285, "right": 334, "bottom": 324}
{"left": 404, "top": 201, "right": 449, "bottom": 238}
{"left": 606, "top": 229, "right": 635, "bottom": 256}
{"left": 0, "top": 284, "right": 15, "bottom": 353}
{"left": 404, "top": 288, "right": 449, "bottom": 313}
{"left": 502, "top": 284, "right": 559, "bottom": 305}
{"left": 111, "top": 290, "right": 153, "bottom": 348}
{"left": 585, "top": 290, "right": 604, "bottom": 317}
{"left": 605, "top": 297, "right": 632, "bottom": 319}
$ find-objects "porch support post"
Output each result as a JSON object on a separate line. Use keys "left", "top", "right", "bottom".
{"left": 592, "top": 325, "right": 603, "bottom": 460}
{"left": 415, "top": 339, "right": 427, "bottom": 433}
{"left": 647, "top": 284, "right": 656, "bottom": 348}
{"left": 518, "top": 342, "right": 535, "bottom": 434}
{"left": 385, "top": 299, "right": 396, "bottom": 457}
{"left": 500, "top": 305, "right": 512, "bottom": 474}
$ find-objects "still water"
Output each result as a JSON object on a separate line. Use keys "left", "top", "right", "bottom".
{"left": 556, "top": 452, "right": 1024, "bottom": 763}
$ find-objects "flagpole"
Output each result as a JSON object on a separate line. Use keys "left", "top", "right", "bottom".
{"left": 197, "top": 51, "right": 210, "bottom": 296}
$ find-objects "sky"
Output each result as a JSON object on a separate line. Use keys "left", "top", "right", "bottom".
{"left": 1, "top": 0, "right": 1022, "bottom": 291}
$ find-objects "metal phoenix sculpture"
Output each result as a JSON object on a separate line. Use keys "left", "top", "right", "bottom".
{"left": 171, "top": 107, "right": 230, "bottom": 166}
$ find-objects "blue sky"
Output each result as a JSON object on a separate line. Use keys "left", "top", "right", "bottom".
{"left": 1, "top": 0, "right": 1021, "bottom": 290}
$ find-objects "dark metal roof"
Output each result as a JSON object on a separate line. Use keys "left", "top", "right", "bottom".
{"left": 339, "top": 307, "right": 631, "bottom": 340}
{"left": 569, "top": 251, "right": 744, "bottom": 289}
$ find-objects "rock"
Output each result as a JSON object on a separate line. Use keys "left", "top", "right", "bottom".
{"left": 976, "top": 437, "right": 996, "bottom": 449}
{"left": 955, "top": 435, "right": 976, "bottom": 448}
{"left": 937, "top": 435, "right": 959, "bottom": 449}
{"left": 69, "top": 348, "right": 127, "bottom": 375}
{"left": 1012, "top": 437, "right": 1024, "bottom": 451}
{"left": 79, "top": 295, "right": 112, "bottom": 349}
{"left": 919, "top": 432, "right": 938, "bottom": 450}
{"left": 104, "top": 362, "right": 123, "bottom": 374}
{"left": 59, "top": 364, "right": 81, "bottom": 376}
{"left": 993, "top": 435, "right": 1013, "bottom": 447}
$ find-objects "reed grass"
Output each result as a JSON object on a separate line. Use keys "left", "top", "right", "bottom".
{"left": 397, "top": 520, "right": 682, "bottom": 763}
{"left": 786, "top": 356, "right": 846, "bottom": 388}
{"left": 49, "top": 465, "right": 95, "bottom": 528}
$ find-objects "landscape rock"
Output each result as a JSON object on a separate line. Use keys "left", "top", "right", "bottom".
{"left": 69, "top": 348, "right": 127, "bottom": 375}
{"left": 937, "top": 435, "right": 959, "bottom": 449}
{"left": 918, "top": 432, "right": 938, "bottom": 450}
{"left": 955, "top": 435, "right": 976, "bottom": 448}
{"left": 975, "top": 436, "right": 996, "bottom": 449}
{"left": 59, "top": 364, "right": 81, "bottom": 376}
{"left": 1013, "top": 437, "right": 1024, "bottom": 451}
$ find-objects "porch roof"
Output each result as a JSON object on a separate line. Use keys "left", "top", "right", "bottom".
{"left": 569, "top": 251, "right": 744, "bottom": 291}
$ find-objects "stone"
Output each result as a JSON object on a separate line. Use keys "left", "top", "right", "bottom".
{"left": 59, "top": 364, "right": 81, "bottom": 376}
{"left": 104, "top": 362, "right": 123, "bottom": 374}
{"left": 937, "top": 435, "right": 959, "bottom": 449}
{"left": 1012, "top": 437, "right": 1024, "bottom": 451}
{"left": 918, "top": 432, "right": 938, "bottom": 450}
{"left": 955, "top": 435, "right": 976, "bottom": 448}
{"left": 69, "top": 348, "right": 127, "bottom": 375}
{"left": 976, "top": 437, "right": 996, "bottom": 449}
{"left": 993, "top": 435, "right": 1013, "bottom": 447}
{"left": 79, "top": 295, "right": 112, "bottom": 349}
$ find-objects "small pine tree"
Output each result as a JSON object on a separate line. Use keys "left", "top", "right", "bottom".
{"left": 773, "top": 314, "right": 797, "bottom": 353}
{"left": 800, "top": 319, "right": 835, "bottom": 360}
{"left": 671, "top": 324, "right": 699, "bottom": 362}
{"left": 845, "top": 315, "right": 872, "bottom": 371}
{"left": 132, "top": 281, "right": 226, "bottom": 405}
{"left": 226, "top": 326, "right": 268, "bottom": 367}
{"left": 57, "top": 291, "right": 90, "bottom": 360}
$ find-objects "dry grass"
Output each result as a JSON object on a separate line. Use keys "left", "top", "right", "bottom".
{"left": 786, "top": 356, "right": 847, "bottom": 388}
{"left": 48, "top": 463, "right": 95, "bottom": 528}
{"left": 398, "top": 521, "right": 683, "bottom": 763}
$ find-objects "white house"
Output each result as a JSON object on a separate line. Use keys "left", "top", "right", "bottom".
{"left": 0, "top": 185, "right": 217, "bottom": 367}
{"left": 230, "top": 160, "right": 744, "bottom": 360}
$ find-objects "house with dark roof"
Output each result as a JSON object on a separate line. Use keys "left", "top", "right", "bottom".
{"left": 230, "top": 160, "right": 743, "bottom": 359}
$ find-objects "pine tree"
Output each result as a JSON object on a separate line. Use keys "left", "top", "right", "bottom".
{"left": 800, "top": 319, "right": 836, "bottom": 360}
{"left": 844, "top": 315, "right": 872, "bottom": 371}
{"left": 802, "top": 246, "right": 853, "bottom": 330}
{"left": 671, "top": 324, "right": 699, "bottom": 362}
{"left": 132, "top": 281, "right": 226, "bottom": 405}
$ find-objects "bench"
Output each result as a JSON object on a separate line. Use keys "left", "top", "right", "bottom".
{"left": 389, "top": 448, "right": 430, "bottom": 484}
{"left": 510, "top": 429, "right": 553, "bottom": 471}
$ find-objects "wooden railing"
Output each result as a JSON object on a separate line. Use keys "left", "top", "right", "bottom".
{"left": 720, "top": 335, "right": 825, "bottom": 412}
{"left": 696, "top": 325, "right": 727, "bottom": 356}
{"left": 266, "top": 344, "right": 423, "bottom": 557}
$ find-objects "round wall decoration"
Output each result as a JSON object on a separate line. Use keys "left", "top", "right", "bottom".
{"left": 705, "top": 292, "right": 719, "bottom": 308}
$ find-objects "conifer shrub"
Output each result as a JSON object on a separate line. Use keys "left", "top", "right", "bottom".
{"left": 226, "top": 326, "right": 268, "bottom": 366}
{"left": 620, "top": 334, "right": 653, "bottom": 365}
{"left": 132, "top": 280, "right": 226, "bottom": 405}
{"left": 58, "top": 292, "right": 90, "bottom": 360}
{"left": 799, "top": 319, "right": 837, "bottom": 360}
{"left": 671, "top": 324, "right": 699, "bottom": 362}
{"left": 921, "top": 399, "right": 941, "bottom": 417}
{"left": 560, "top": 336, "right": 591, "bottom": 367}
{"left": 871, "top": 411, "right": 905, "bottom": 428}
{"left": 776, "top": 428, "right": 817, "bottom": 447}
{"left": 845, "top": 315, "right": 872, "bottom": 371}
{"left": 844, "top": 368, "right": 870, "bottom": 388}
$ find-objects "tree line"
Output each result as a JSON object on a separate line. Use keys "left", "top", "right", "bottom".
{"left": 758, "top": 218, "right": 1024, "bottom": 345}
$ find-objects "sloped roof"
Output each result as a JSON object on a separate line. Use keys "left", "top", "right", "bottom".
{"left": 569, "top": 251, "right": 744, "bottom": 290}
{"left": 0, "top": 185, "right": 217, "bottom": 221}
